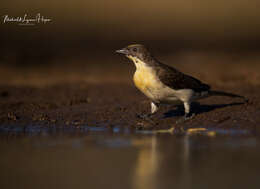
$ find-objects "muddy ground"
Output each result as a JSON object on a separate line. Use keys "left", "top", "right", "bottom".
{"left": 0, "top": 51, "right": 260, "bottom": 134}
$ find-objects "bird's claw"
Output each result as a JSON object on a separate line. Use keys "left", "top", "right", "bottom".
{"left": 136, "top": 113, "right": 156, "bottom": 124}
{"left": 184, "top": 113, "right": 195, "bottom": 120}
{"left": 137, "top": 113, "right": 152, "bottom": 120}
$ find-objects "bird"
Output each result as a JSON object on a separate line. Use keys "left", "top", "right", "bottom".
{"left": 116, "top": 44, "right": 247, "bottom": 122}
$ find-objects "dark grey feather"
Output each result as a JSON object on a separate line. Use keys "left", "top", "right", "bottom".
{"left": 155, "top": 63, "right": 211, "bottom": 92}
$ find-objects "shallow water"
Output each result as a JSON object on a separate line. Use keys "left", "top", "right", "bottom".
{"left": 0, "top": 130, "right": 259, "bottom": 189}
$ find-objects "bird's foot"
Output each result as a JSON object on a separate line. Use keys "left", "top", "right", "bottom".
{"left": 136, "top": 114, "right": 152, "bottom": 119}
{"left": 176, "top": 113, "right": 195, "bottom": 124}
{"left": 137, "top": 113, "right": 152, "bottom": 120}
{"left": 184, "top": 112, "right": 195, "bottom": 120}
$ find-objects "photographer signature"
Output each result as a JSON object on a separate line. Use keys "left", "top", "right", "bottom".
{"left": 2, "top": 13, "right": 51, "bottom": 26}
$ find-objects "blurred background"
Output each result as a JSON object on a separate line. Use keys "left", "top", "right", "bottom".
{"left": 1, "top": 0, "right": 260, "bottom": 86}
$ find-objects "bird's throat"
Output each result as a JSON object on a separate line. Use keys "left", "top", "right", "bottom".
{"left": 132, "top": 58, "right": 158, "bottom": 93}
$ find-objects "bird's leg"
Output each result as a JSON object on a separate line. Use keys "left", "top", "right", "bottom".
{"left": 184, "top": 102, "right": 194, "bottom": 119}
{"left": 137, "top": 102, "right": 159, "bottom": 120}
{"left": 151, "top": 101, "right": 159, "bottom": 114}
{"left": 176, "top": 102, "right": 195, "bottom": 124}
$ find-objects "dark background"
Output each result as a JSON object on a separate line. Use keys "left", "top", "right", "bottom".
{"left": 1, "top": 0, "right": 260, "bottom": 66}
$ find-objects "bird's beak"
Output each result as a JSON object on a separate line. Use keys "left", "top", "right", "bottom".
{"left": 115, "top": 48, "right": 128, "bottom": 55}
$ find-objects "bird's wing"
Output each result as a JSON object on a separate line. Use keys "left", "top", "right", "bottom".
{"left": 156, "top": 63, "right": 210, "bottom": 92}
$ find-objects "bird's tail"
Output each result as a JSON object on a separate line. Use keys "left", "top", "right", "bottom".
{"left": 209, "top": 90, "right": 248, "bottom": 102}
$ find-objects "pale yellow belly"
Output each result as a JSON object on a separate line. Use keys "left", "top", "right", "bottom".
{"left": 133, "top": 70, "right": 158, "bottom": 95}
{"left": 133, "top": 69, "right": 179, "bottom": 103}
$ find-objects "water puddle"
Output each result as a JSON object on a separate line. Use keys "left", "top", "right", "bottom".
{"left": 0, "top": 124, "right": 253, "bottom": 137}
{"left": 0, "top": 123, "right": 257, "bottom": 189}
{"left": 0, "top": 131, "right": 259, "bottom": 189}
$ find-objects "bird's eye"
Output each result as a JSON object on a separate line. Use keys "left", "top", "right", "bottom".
{"left": 133, "top": 48, "right": 137, "bottom": 52}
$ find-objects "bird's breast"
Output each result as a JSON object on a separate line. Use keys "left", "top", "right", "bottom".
{"left": 133, "top": 65, "right": 163, "bottom": 99}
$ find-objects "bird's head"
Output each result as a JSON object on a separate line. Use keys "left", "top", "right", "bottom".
{"left": 116, "top": 44, "right": 154, "bottom": 65}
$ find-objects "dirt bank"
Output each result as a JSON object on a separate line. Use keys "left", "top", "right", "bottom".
{"left": 0, "top": 51, "right": 260, "bottom": 134}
